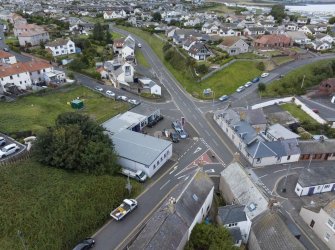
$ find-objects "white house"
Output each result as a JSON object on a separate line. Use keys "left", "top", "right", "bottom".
{"left": 286, "top": 31, "right": 311, "bottom": 45}
{"left": 299, "top": 25, "right": 313, "bottom": 35}
{"left": 0, "top": 50, "right": 17, "bottom": 64}
{"left": 138, "top": 78, "right": 162, "bottom": 96}
{"left": 45, "top": 38, "right": 76, "bottom": 57}
{"left": 317, "top": 34, "right": 334, "bottom": 44}
{"left": 24, "top": 60, "right": 54, "bottom": 84}
{"left": 295, "top": 165, "right": 335, "bottom": 197}
{"left": 297, "top": 17, "right": 308, "bottom": 25}
{"left": 310, "top": 40, "right": 332, "bottom": 51}
{"left": 103, "top": 10, "right": 127, "bottom": 20}
{"left": 218, "top": 37, "right": 249, "bottom": 56}
{"left": 188, "top": 42, "right": 212, "bottom": 61}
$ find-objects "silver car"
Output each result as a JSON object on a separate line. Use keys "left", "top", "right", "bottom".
{"left": 236, "top": 86, "right": 245, "bottom": 92}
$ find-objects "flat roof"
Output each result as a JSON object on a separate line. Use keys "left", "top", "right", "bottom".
{"left": 130, "top": 102, "right": 159, "bottom": 117}
{"left": 118, "top": 111, "right": 146, "bottom": 126}
{"left": 298, "top": 165, "right": 335, "bottom": 187}
{"left": 101, "top": 115, "right": 132, "bottom": 134}
{"left": 111, "top": 129, "right": 172, "bottom": 166}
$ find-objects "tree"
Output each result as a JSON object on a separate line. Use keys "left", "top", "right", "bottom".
{"left": 196, "top": 64, "right": 209, "bottom": 75}
{"left": 151, "top": 12, "right": 162, "bottom": 22}
{"left": 270, "top": 4, "right": 286, "bottom": 23}
{"left": 258, "top": 83, "right": 266, "bottom": 92}
{"left": 34, "top": 113, "right": 119, "bottom": 175}
{"left": 92, "top": 22, "right": 104, "bottom": 41}
{"left": 256, "top": 61, "right": 265, "bottom": 71}
{"left": 329, "top": 16, "right": 335, "bottom": 24}
{"left": 185, "top": 223, "right": 236, "bottom": 250}
{"left": 105, "top": 31, "right": 113, "bottom": 44}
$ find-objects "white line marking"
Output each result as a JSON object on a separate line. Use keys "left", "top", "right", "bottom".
{"left": 169, "top": 165, "right": 178, "bottom": 175}
{"left": 259, "top": 174, "right": 268, "bottom": 179}
{"left": 184, "top": 176, "right": 189, "bottom": 181}
{"left": 177, "top": 174, "right": 188, "bottom": 179}
{"left": 274, "top": 169, "right": 287, "bottom": 173}
{"left": 159, "top": 180, "right": 171, "bottom": 190}
{"left": 205, "top": 169, "right": 215, "bottom": 173}
{"left": 194, "top": 147, "right": 202, "bottom": 154}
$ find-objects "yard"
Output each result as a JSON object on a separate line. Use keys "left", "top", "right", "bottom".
{"left": 0, "top": 158, "right": 142, "bottom": 250}
{"left": 281, "top": 103, "right": 316, "bottom": 124}
{"left": 0, "top": 85, "right": 129, "bottom": 134}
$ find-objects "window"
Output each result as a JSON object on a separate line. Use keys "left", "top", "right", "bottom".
{"left": 10, "top": 76, "right": 13, "bottom": 80}
{"left": 310, "top": 220, "right": 315, "bottom": 228}
{"left": 324, "top": 232, "right": 330, "bottom": 241}
{"left": 161, "top": 157, "right": 163, "bottom": 161}
{"left": 157, "top": 160, "right": 159, "bottom": 165}
{"left": 153, "top": 164, "right": 156, "bottom": 169}
{"left": 327, "top": 219, "right": 334, "bottom": 228}
{"left": 325, "top": 184, "right": 330, "bottom": 189}
{"left": 43, "top": 69, "right": 45, "bottom": 72}
{"left": 17, "top": 74, "right": 19, "bottom": 77}
{"left": 20, "top": 81, "right": 22, "bottom": 84}
{"left": 256, "top": 158, "right": 261, "bottom": 163}
{"left": 287, "top": 155, "right": 291, "bottom": 160}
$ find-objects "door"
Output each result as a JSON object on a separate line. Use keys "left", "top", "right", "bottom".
{"left": 325, "top": 153, "right": 330, "bottom": 160}
{"left": 308, "top": 187, "right": 315, "bottom": 196}
{"left": 332, "top": 185, "right": 335, "bottom": 192}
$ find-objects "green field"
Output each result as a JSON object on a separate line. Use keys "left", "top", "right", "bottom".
{"left": 0, "top": 159, "right": 142, "bottom": 250}
{"left": 0, "top": 85, "right": 129, "bottom": 134}
{"left": 136, "top": 49, "right": 150, "bottom": 68}
{"left": 281, "top": 103, "right": 317, "bottom": 124}
{"left": 272, "top": 56, "right": 294, "bottom": 66}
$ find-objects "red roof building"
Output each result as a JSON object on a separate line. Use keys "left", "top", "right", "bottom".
{"left": 254, "top": 35, "right": 292, "bottom": 49}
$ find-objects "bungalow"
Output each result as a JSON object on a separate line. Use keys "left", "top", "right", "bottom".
{"left": 285, "top": 22, "right": 299, "bottom": 31}
{"left": 138, "top": 78, "right": 161, "bottom": 96}
{"left": 297, "top": 17, "right": 308, "bottom": 26}
{"left": 45, "top": 38, "right": 76, "bottom": 57}
{"left": 286, "top": 31, "right": 311, "bottom": 45}
{"left": 315, "top": 33, "right": 334, "bottom": 44}
{"left": 218, "top": 37, "right": 249, "bottom": 56}
{"left": 253, "top": 35, "right": 292, "bottom": 49}
{"left": 188, "top": 42, "right": 211, "bottom": 61}
{"left": 243, "top": 27, "right": 266, "bottom": 37}
{"left": 219, "top": 27, "right": 241, "bottom": 37}
{"left": 310, "top": 40, "right": 332, "bottom": 51}
{"left": 103, "top": 9, "right": 127, "bottom": 20}
{"left": 299, "top": 25, "right": 314, "bottom": 35}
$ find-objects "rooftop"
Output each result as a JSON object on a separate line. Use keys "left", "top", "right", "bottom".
{"left": 297, "top": 165, "right": 335, "bottom": 187}
{"left": 101, "top": 115, "right": 132, "bottom": 134}
{"left": 299, "top": 139, "right": 335, "bottom": 154}
{"left": 324, "top": 198, "right": 335, "bottom": 219}
{"left": 217, "top": 205, "right": 247, "bottom": 225}
{"left": 130, "top": 102, "right": 159, "bottom": 117}
{"left": 267, "top": 124, "right": 300, "bottom": 140}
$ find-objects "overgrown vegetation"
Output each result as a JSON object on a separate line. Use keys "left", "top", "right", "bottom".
{"left": 263, "top": 59, "right": 335, "bottom": 97}
{"left": 0, "top": 159, "right": 141, "bottom": 250}
{"left": 185, "top": 223, "right": 236, "bottom": 250}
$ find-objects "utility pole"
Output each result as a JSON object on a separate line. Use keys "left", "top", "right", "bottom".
{"left": 301, "top": 74, "right": 306, "bottom": 89}
{"left": 282, "top": 163, "right": 292, "bottom": 193}
{"left": 212, "top": 91, "right": 215, "bottom": 108}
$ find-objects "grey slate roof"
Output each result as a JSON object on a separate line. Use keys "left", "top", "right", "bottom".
{"left": 297, "top": 165, "right": 335, "bottom": 187}
{"left": 130, "top": 102, "right": 159, "bottom": 117}
{"left": 251, "top": 211, "right": 305, "bottom": 250}
{"left": 229, "top": 227, "right": 242, "bottom": 244}
{"left": 299, "top": 139, "right": 335, "bottom": 154}
{"left": 267, "top": 124, "right": 300, "bottom": 140}
{"left": 217, "top": 205, "right": 247, "bottom": 225}
{"left": 111, "top": 129, "right": 172, "bottom": 166}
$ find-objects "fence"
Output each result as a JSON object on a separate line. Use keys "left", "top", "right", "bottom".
{"left": 0, "top": 149, "right": 31, "bottom": 166}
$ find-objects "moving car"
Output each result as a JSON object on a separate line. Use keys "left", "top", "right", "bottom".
{"left": 261, "top": 72, "right": 269, "bottom": 78}
{"left": 72, "top": 238, "right": 95, "bottom": 250}
{"left": 244, "top": 81, "right": 252, "bottom": 88}
{"left": 121, "top": 168, "right": 147, "bottom": 182}
{"left": 0, "top": 143, "right": 19, "bottom": 158}
{"left": 170, "top": 132, "right": 179, "bottom": 143}
{"left": 94, "top": 86, "right": 103, "bottom": 92}
{"left": 252, "top": 77, "right": 260, "bottom": 83}
{"left": 106, "top": 90, "right": 115, "bottom": 97}
{"left": 138, "top": 43, "right": 142, "bottom": 48}
{"left": 0, "top": 137, "right": 6, "bottom": 146}
{"left": 236, "top": 86, "right": 245, "bottom": 93}
{"left": 110, "top": 199, "right": 138, "bottom": 221}
{"left": 218, "top": 95, "right": 229, "bottom": 101}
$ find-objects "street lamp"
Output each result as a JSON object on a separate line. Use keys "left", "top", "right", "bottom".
{"left": 282, "top": 163, "right": 292, "bottom": 193}
{"left": 212, "top": 90, "right": 215, "bottom": 108}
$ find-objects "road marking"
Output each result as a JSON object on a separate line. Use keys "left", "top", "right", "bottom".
{"left": 274, "top": 169, "right": 287, "bottom": 173}
{"left": 205, "top": 169, "right": 215, "bottom": 173}
{"left": 177, "top": 174, "right": 188, "bottom": 180}
{"left": 159, "top": 180, "right": 171, "bottom": 190}
{"left": 259, "top": 174, "right": 268, "bottom": 179}
{"left": 169, "top": 165, "right": 178, "bottom": 175}
{"left": 193, "top": 147, "right": 202, "bottom": 154}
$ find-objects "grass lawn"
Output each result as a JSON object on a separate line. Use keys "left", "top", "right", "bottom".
{"left": 281, "top": 103, "right": 317, "bottom": 124}
{"left": 234, "top": 53, "right": 263, "bottom": 59}
{"left": 272, "top": 56, "right": 294, "bottom": 65}
{"left": 0, "top": 85, "right": 129, "bottom": 134}
{"left": 111, "top": 31, "right": 124, "bottom": 39}
{"left": 194, "top": 61, "right": 262, "bottom": 98}
{"left": 136, "top": 49, "right": 150, "bottom": 68}
{"left": 0, "top": 158, "right": 142, "bottom": 250}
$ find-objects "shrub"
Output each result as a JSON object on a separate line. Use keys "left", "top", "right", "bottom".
{"left": 256, "top": 61, "right": 265, "bottom": 71}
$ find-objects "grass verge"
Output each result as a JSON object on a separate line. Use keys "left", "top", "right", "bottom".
{"left": 136, "top": 49, "right": 150, "bottom": 68}
{"left": 0, "top": 85, "right": 129, "bottom": 134}
{"left": 281, "top": 103, "right": 316, "bottom": 124}
{"left": 0, "top": 158, "right": 142, "bottom": 250}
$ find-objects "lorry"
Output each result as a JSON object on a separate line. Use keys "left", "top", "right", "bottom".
{"left": 110, "top": 199, "right": 138, "bottom": 221}
{"left": 121, "top": 168, "right": 147, "bottom": 182}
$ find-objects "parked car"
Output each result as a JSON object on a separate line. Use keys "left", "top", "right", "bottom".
{"left": 3, "top": 47, "right": 9, "bottom": 52}
{"left": 219, "top": 95, "right": 229, "bottom": 101}
{"left": 106, "top": 90, "right": 115, "bottom": 97}
{"left": 244, "top": 81, "right": 252, "bottom": 88}
{"left": 252, "top": 77, "right": 260, "bottom": 83}
{"left": 138, "top": 43, "right": 142, "bottom": 48}
{"left": 236, "top": 86, "right": 245, "bottom": 93}
{"left": 170, "top": 132, "right": 179, "bottom": 143}
{"left": 72, "top": 238, "right": 95, "bottom": 250}
{"left": 0, "top": 143, "right": 19, "bottom": 158}
{"left": 121, "top": 168, "right": 147, "bottom": 182}
{"left": 156, "top": 115, "right": 164, "bottom": 122}
{"left": 312, "top": 108, "right": 319, "bottom": 114}
{"left": 172, "top": 121, "right": 188, "bottom": 139}
{"left": 116, "top": 95, "right": 128, "bottom": 101}
{"left": 0, "top": 137, "right": 6, "bottom": 146}
{"left": 94, "top": 86, "right": 103, "bottom": 92}
{"left": 261, "top": 72, "right": 269, "bottom": 78}
{"left": 147, "top": 119, "right": 157, "bottom": 128}
{"left": 128, "top": 99, "right": 140, "bottom": 105}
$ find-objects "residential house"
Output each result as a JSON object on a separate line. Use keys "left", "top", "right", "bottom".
{"left": 297, "top": 17, "right": 308, "bottom": 26}
{"left": 217, "top": 205, "right": 252, "bottom": 246}
{"left": 113, "top": 37, "right": 125, "bottom": 54}
{"left": 182, "top": 36, "right": 198, "bottom": 51}
{"left": 103, "top": 9, "right": 127, "bottom": 20}
{"left": 285, "top": 22, "right": 299, "bottom": 31}
{"left": 202, "top": 21, "right": 222, "bottom": 34}
{"left": 318, "top": 78, "right": 335, "bottom": 95}
{"left": 254, "top": 34, "right": 292, "bottom": 49}
{"left": 299, "top": 25, "right": 314, "bottom": 35}
{"left": 295, "top": 165, "right": 335, "bottom": 197}
{"left": 188, "top": 42, "right": 211, "bottom": 61}
{"left": 105, "top": 59, "right": 135, "bottom": 87}
{"left": 121, "top": 35, "right": 136, "bottom": 61}
{"left": 214, "top": 108, "right": 300, "bottom": 167}
{"left": 138, "top": 78, "right": 161, "bottom": 96}
{"left": 265, "top": 124, "right": 300, "bottom": 141}
{"left": 218, "top": 37, "right": 249, "bottom": 56}
{"left": 184, "top": 17, "right": 202, "bottom": 27}
{"left": 0, "top": 50, "right": 17, "bottom": 64}
{"left": 14, "top": 23, "right": 44, "bottom": 37}
{"left": 300, "top": 198, "right": 335, "bottom": 250}
{"left": 299, "top": 139, "right": 335, "bottom": 161}
{"left": 243, "top": 27, "right": 266, "bottom": 37}
{"left": 96, "top": 67, "right": 108, "bottom": 79}
{"left": 219, "top": 26, "right": 241, "bottom": 37}
{"left": 45, "top": 38, "right": 76, "bottom": 57}
{"left": 165, "top": 26, "right": 180, "bottom": 38}
{"left": 172, "top": 29, "right": 205, "bottom": 45}
{"left": 129, "top": 170, "right": 214, "bottom": 249}
{"left": 286, "top": 31, "right": 311, "bottom": 45}
{"left": 17, "top": 26, "right": 49, "bottom": 47}
{"left": 315, "top": 33, "right": 334, "bottom": 44}
{"left": 310, "top": 40, "right": 332, "bottom": 51}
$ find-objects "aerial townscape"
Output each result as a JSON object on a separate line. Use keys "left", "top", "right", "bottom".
{"left": 1, "top": 0, "right": 335, "bottom": 249}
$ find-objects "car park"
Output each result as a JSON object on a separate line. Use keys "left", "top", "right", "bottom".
{"left": 106, "top": 90, "right": 115, "bottom": 97}
{"left": 236, "top": 86, "right": 245, "bottom": 93}
{"left": 252, "top": 77, "right": 260, "bottom": 83}
{"left": 0, "top": 143, "right": 19, "bottom": 158}
{"left": 244, "top": 81, "right": 252, "bottom": 88}
{"left": 116, "top": 95, "right": 128, "bottom": 101}
{"left": 170, "top": 132, "right": 179, "bottom": 143}
{"left": 219, "top": 95, "right": 229, "bottom": 101}
{"left": 72, "top": 238, "right": 95, "bottom": 250}
{"left": 0, "top": 137, "right": 6, "bottom": 146}
{"left": 261, "top": 73, "right": 269, "bottom": 78}
{"left": 94, "top": 86, "right": 103, "bottom": 92}
{"left": 128, "top": 99, "right": 140, "bottom": 105}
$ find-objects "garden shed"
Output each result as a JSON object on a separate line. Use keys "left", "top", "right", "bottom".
{"left": 71, "top": 99, "right": 84, "bottom": 109}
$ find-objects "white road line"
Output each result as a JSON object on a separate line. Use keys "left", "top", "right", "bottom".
{"left": 274, "top": 169, "right": 287, "bottom": 173}
{"left": 159, "top": 180, "right": 171, "bottom": 190}
{"left": 169, "top": 165, "right": 178, "bottom": 175}
{"left": 177, "top": 174, "right": 188, "bottom": 179}
{"left": 259, "top": 174, "right": 268, "bottom": 179}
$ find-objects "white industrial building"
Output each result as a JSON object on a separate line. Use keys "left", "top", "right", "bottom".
{"left": 102, "top": 104, "right": 171, "bottom": 178}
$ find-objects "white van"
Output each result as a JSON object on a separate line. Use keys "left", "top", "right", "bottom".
{"left": 0, "top": 143, "right": 19, "bottom": 158}
{"left": 121, "top": 168, "right": 147, "bottom": 182}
